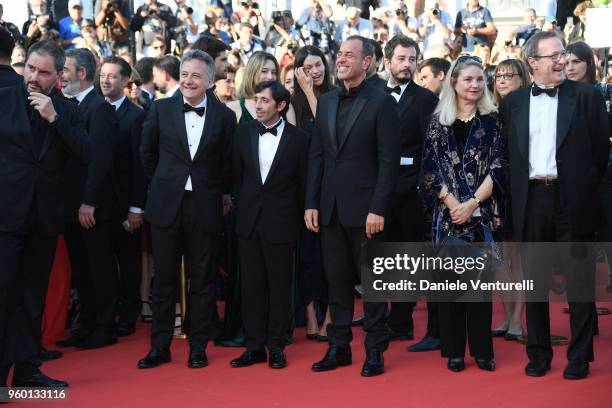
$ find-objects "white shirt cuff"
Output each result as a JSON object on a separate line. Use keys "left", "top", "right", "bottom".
{"left": 129, "top": 207, "right": 144, "bottom": 214}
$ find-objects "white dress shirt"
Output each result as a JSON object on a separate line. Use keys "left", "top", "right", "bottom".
{"left": 72, "top": 85, "right": 95, "bottom": 104}
{"left": 529, "top": 85, "right": 558, "bottom": 179}
{"left": 184, "top": 96, "right": 207, "bottom": 191}
{"left": 165, "top": 84, "right": 180, "bottom": 98}
{"left": 259, "top": 118, "right": 284, "bottom": 183}
{"left": 385, "top": 80, "right": 410, "bottom": 103}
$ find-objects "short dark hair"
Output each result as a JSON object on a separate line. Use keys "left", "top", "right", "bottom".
{"left": 102, "top": 56, "right": 132, "bottom": 79}
{"left": 66, "top": 48, "right": 96, "bottom": 82}
{"left": 418, "top": 58, "right": 451, "bottom": 76}
{"left": 384, "top": 35, "right": 420, "bottom": 60}
{"left": 26, "top": 40, "right": 65, "bottom": 73}
{"left": 366, "top": 38, "right": 383, "bottom": 62}
{"left": 153, "top": 55, "right": 180, "bottom": 81}
{"left": 134, "top": 57, "right": 155, "bottom": 83}
{"left": 0, "top": 27, "right": 15, "bottom": 61}
{"left": 345, "top": 35, "right": 374, "bottom": 60}
{"left": 522, "top": 30, "right": 561, "bottom": 62}
{"left": 566, "top": 41, "right": 597, "bottom": 84}
{"left": 191, "top": 35, "right": 231, "bottom": 61}
{"left": 254, "top": 80, "right": 291, "bottom": 116}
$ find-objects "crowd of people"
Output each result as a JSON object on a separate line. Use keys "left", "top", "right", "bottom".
{"left": 0, "top": 0, "right": 611, "bottom": 391}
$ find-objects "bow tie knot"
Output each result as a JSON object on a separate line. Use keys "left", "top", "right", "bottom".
{"left": 385, "top": 85, "right": 402, "bottom": 95}
{"left": 259, "top": 120, "right": 282, "bottom": 136}
{"left": 183, "top": 103, "right": 206, "bottom": 116}
{"left": 531, "top": 84, "right": 558, "bottom": 97}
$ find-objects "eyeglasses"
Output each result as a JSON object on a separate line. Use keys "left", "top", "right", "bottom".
{"left": 451, "top": 54, "right": 482, "bottom": 75}
{"left": 494, "top": 73, "right": 520, "bottom": 81}
{"left": 533, "top": 50, "right": 568, "bottom": 62}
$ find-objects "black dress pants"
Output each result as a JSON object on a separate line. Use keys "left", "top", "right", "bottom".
{"left": 116, "top": 225, "right": 143, "bottom": 326}
{"left": 438, "top": 301, "right": 493, "bottom": 359}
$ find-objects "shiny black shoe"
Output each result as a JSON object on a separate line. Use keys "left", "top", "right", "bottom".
{"left": 268, "top": 349, "right": 287, "bottom": 369}
{"left": 230, "top": 350, "right": 267, "bottom": 368}
{"left": 504, "top": 332, "right": 521, "bottom": 341}
{"left": 138, "top": 348, "right": 171, "bottom": 369}
{"left": 407, "top": 335, "right": 440, "bottom": 352}
{"left": 361, "top": 349, "right": 384, "bottom": 377}
{"left": 12, "top": 372, "right": 68, "bottom": 388}
{"left": 312, "top": 345, "right": 352, "bottom": 372}
{"left": 447, "top": 358, "right": 465, "bottom": 372}
{"left": 351, "top": 317, "right": 364, "bottom": 326}
{"left": 525, "top": 359, "right": 551, "bottom": 377}
{"left": 563, "top": 361, "right": 589, "bottom": 380}
{"left": 475, "top": 358, "right": 496, "bottom": 371}
{"left": 39, "top": 347, "right": 63, "bottom": 361}
{"left": 117, "top": 323, "right": 136, "bottom": 337}
{"left": 188, "top": 348, "right": 208, "bottom": 369}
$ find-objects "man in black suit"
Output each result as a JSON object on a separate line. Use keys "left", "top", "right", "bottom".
{"left": 230, "top": 81, "right": 309, "bottom": 369}
{"left": 58, "top": 48, "right": 118, "bottom": 350}
{"left": 0, "top": 40, "right": 88, "bottom": 388}
{"left": 139, "top": 49, "right": 236, "bottom": 369}
{"left": 305, "top": 35, "right": 400, "bottom": 377}
{"left": 152, "top": 55, "right": 181, "bottom": 98}
{"left": 376, "top": 35, "right": 440, "bottom": 351}
{"left": 134, "top": 57, "right": 156, "bottom": 110}
{"left": 499, "top": 31, "right": 610, "bottom": 380}
{"left": 99, "top": 56, "right": 148, "bottom": 337}
{"left": 0, "top": 27, "right": 21, "bottom": 88}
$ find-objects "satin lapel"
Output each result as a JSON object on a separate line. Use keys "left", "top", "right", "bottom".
{"left": 193, "top": 99, "right": 216, "bottom": 161}
{"left": 265, "top": 123, "right": 291, "bottom": 185}
{"left": 171, "top": 97, "right": 191, "bottom": 160}
{"left": 513, "top": 88, "right": 530, "bottom": 163}
{"left": 328, "top": 90, "right": 339, "bottom": 155}
{"left": 337, "top": 89, "right": 368, "bottom": 154}
{"left": 250, "top": 123, "right": 262, "bottom": 185}
{"left": 397, "top": 81, "right": 416, "bottom": 117}
{"left": 556, "top": 81, "right": 575, "bottom": 151}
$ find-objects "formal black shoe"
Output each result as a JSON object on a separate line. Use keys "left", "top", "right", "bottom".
{"left": 563, "top": 361, "right": 589, "bottom": 380}
{"left": 138, "top": 348, "right": 171, "bottom": 369}
{"left": 312, "top": 345, "right": 352, "bottom": 372}
{"left": 306, "top": 333, "right": 318, "bottom": 341}
{"left": 188, "top": 349, "right": 208, "bottom": 369}
{"left": 407, "top": 335, "right": 440, "bottom": 352}
{"left": 76, "top": 334, "right": 117, "bottom": 350}
{"left": 39, "top": 347, "right": 63, "bottom": 361}
{"left": 12, "top": 373, "right": 68, "bottom": 388}
{"left": 525, "top": 359, "right": 551, "bottom": 377}
{"left": 117, "top": 323, "right": 136, "bottom": 337}
{"left": 388, "top": 330, "right": 414, "bottom": 341}
{"left": 56, "top": 330, "right": 92, "bottom": 348}
{"left": 316, "top": 334, "right": 328, "bottom": 342}
{"left": 351, "top": 317, "right": 364, "bottom": 326}
{"left": 361, "top": 349, "right": 384, "bottom": 377}
{"left": 268, "top": 349, "right": 287, "bottom": 369}
{"left": 447, "top": 358, "right": 465, "bottom": 372}
{"left": 504, "top": 332, "right": 521, "bottom": 341}
{"left": 230, "top": 350, "right": 267, "bottom": 368}
{"left": 491, "top": 329, "right": 507, "bottom": 337}
{"left": 475, "top": 358, "right": 496, "bottom": 371}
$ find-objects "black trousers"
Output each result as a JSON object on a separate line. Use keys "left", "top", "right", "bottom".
{"left": 116, "top": 225, "right": 143, "bottom": 326}
{"left": 438, "top": 301, "right": 493, "bottom": 359}
{"left": 239, "top": 220, "right": 294, "bottom": 351}
{"left": 0, "top": 229, "right": 57, "bottom": 383}
{"left": 150, "top": 192, "right": 219, "bottom": 350}
{"left": 523, "top": 181, "right": 596, "bottom": 364}
{"left": 320, "top": 210, "right": 389, "bottom": 351}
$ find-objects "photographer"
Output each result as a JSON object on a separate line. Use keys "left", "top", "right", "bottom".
{"left": 174, "top": 0, "right": 201, "bottom": 45}
{"left": 265, "top": 10, "right": 301, "bottom": 60}
{"left": 231, "top": 22, "right": 265, "bottom": 64}
{"left": 95, "top": 0, "right": 130, "bottom": 52}
{"left": 129, "top": 0, "right": 177, "bottom": 57}
{"left": 417, "top": 0, "right": 453, "bottom": 52}
{"left": 22, "top": 0, "right": 59, "bottom": 48}
{"left": 389, "top": 1, "right": 418, "bottom": 39}
{"left": 231, "top": 1, "right": 266, "bottom": 37}
{"left": 454, "top": 0, "right": 497, "bottom": 52}
{"left": 334, "top": 7, "right": 373, "bottom": 44}
{"left": 296, "top": 0, "right": 335, "bottom": 55}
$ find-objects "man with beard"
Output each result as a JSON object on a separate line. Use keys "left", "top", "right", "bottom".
{"left": 0, "top": 40, "right": 88, "bottom": 387}
{"left": 152, "top": 55, "right": 181, "bottom": 98}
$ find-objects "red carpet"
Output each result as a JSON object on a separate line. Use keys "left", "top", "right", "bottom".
{"left": 27, "top": 301, "right": 611, "bottom": 408}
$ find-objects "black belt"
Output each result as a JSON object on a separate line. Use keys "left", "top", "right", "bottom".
{"left": 529, "top": 177, "right": 558, "bottom": 186}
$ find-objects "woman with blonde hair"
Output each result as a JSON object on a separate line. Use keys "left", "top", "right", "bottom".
{"left": 419, "top": 55, "right": 507, "bottom": 372}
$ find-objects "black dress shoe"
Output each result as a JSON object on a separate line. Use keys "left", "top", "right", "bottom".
{"left": 39, "top": 347, "right": 63, "bottom": 361}
{"left": 12, "top": 372, "right": 68, "bottom": 388}
{"left": 504, "top": 332, "right": 521, "bottom": 341}
{"left": 268, "top": 349, "right": 287, "bottom": 369}
{"left": 138, "top": 348, "right": 171, "bottom": 369}
{"left": 76, "top": 334, "right": 117, "bottom": 350}
{"left": 491, "top": 329, "right": 508, "bottom": 337}
{"left": 475, "top": 358, "right": 496, "bottom": 371}
{"left": 389, "top": 330, "right": 414, "bottom": 341}
{"left": 306, "top": 333, "right": 318, "bottom": 341}
{"left": 316, "top": 334, "right": 328, "bottom": 342}
{"left": 56, "top": 330, "right": 92, "bottom": 348}
{"left": 563, "top": 361, "right": 589, "bottom": 380}
{"left": 407, "top": 335, "right": 441, "bottom": 352}
{"left": 188, "top": 348, "right": 208, "bottom": 369}
{"left": 447, "top": 358, "right": 465, "bottom": 372}
{"left": 361, "top": 349, "right": 384, "bottom": 377}
{"left": 117, "top": 323, "right": 136, "bottom": 337}
{"left": 312, "top": 345, "right": 352, "bottom": 372}
{"left": 351, "top": 317, "right": 364, "bottom": 326}
{"left": 230, "top": 350, "right": 267, "bottom": 367}
{"left": 525, "top": 359, "right": 551, "bottom": 377}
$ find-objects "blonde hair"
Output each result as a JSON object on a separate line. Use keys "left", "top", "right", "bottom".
{"left": 436, "top": 57, "right": 497, "bottom": 126}
{"left": 237, "top": 51, "right": 279, "bottom": 99}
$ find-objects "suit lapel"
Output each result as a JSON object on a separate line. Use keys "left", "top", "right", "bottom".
{"left": 337, "top": 86, "right": 368, "bottom": 154}
{"left": 264, "top": 122, "right": 291, "bottom": 184}
{"left": 116, "top": 97, "right": 130, "bottom": 120}
{"left": 556, "top": 81, "right": 575, "bottom": 151}
{"left": 250, "top": 123, "right": 262, "bottom": 185}
{"left": 15, "top": 85, "right": 36, "bottom": 154}
{"left": 38, "top": 91, "right": 69, "bottom": 160}
{"left": 513, "top": 88, "right": 530, "bottom": 163}
{"left": 193, "top": 98, "right": 216, "bottom": 161}
{"left": 328, "top": 90, "right": 339, "bottom": 155}
{"left": 171, "top": 96, "right": 191, "bottom": 160}
{"left": 397, "top": 81, "right": 417, "bottom": 117}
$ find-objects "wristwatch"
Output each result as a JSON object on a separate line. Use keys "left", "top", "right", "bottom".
{"left": 472, "top": 195, "right": 481, "bottom": 207}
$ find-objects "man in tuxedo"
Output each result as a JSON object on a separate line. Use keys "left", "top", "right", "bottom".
{"left": 499, "top": 31, "right": 609, "bottom": 380}
{"left": 134, "top": 57, "right": 156, "bottom": 110}
{"left": 99, "top": 56, "right": 148, "bottom": 337}
{"left": 0, "top": 27, "right": 21, "bottom": 88}
{"left": 152, "top": 55, "right": 181, "bottom": 98}
{"left": 230, "top": 81, "right": 309, "bottom": 369}
{"left": 305, "top": 35, "right": 400, "bottom": 377}
{"left": 0, "top": 40, "right": 88, "bottom": 388}
{"left": 373, "top": 35, "right": 440, "bottom": 350}
{"left": 139, "top": 49, "right": 236, "bottom": 369}
{"left": 58, "top": 48, "right": 118, "bottom": 350}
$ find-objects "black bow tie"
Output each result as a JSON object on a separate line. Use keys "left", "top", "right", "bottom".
{"left": 183, "top": 103, "right": 206, "bottom": 116}
{"left": 259, "top": 120, "right": 282, "bottom": 136}
{"left": 385, "top": 86, "right": 401, "bottom": 95}
{"left": 532, "top": 84, "right": 558, "bottom": 97}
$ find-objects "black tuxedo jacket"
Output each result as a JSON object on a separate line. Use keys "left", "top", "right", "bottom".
{"left": 306, "top": 81, "right": 401, "bottom": 227}
{"left": 141, "top": 95, "right": 236, "bottom": 231}
{"left": 499, "top": 80, "right": 610, "bottom": 240}
{"left": 64, "top": 89, "right": 117, "bottom": 222}
{"left": 373, "top": 80, "right": 438, "bottom": 196}
{"left": 233, "top": 120, "right": 309, "bottom": 243}
{"left": 0, "top": 65, "right": 22, "bottom": 88}
{"left": 0, "top": 84, "right": 89, "bottom": 235}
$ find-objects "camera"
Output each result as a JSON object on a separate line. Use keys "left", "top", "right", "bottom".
{"left": 432, "top": 8, "right": 439, "bottom": 16}
{"left": 107, "top": 0, "right": 121, "bottom": 10}
{"left": 271, "top": 11, "right": 283, "bottom": 25}
{"left": 395, "top": 9, "right": 407, "bottom": 16}
{"left": 179, "top": 5, "right": 193, "bottom": 15}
